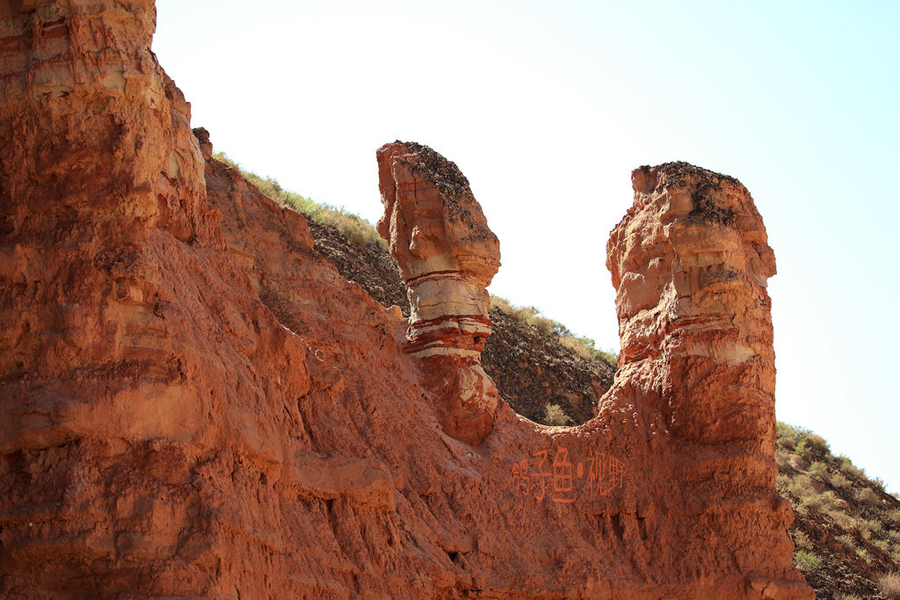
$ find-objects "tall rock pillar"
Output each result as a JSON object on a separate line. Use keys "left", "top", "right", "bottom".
{"left": 376, "top": 141, "right": 500, "bottom": 445}
{"left": 607, "top": 162, "right": 778, "bottom": 453}
{"left": 603, "top": 162, "right": 812, "bottom": 598}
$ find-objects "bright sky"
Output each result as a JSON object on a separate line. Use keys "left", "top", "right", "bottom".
{"left": 153, "top": 0, "right": 900, "bottom": 493}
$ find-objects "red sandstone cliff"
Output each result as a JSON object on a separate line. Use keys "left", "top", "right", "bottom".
{"left": 0, "top": 1, "right": 813, "bottom": 598}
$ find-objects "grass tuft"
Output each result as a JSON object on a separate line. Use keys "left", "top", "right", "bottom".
{"left": 793, "top": 550, "right": 821, "bottom": 573}
{"left": 881, "top": 573, "right": 900, "bottom": 600}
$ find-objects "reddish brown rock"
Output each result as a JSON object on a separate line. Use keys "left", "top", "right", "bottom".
{"left": 0, "top": 1, "right": 813, "bottom": 598}
{"left": 377, "top": 141, "right": 501, "bottom": 445}
{"left": 599, "top": 162, "right": 812, "bottom": 598}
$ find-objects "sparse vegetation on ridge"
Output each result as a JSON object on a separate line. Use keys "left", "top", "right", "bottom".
{"left": 214, "top": 152, "right": 386, "bottom": 248}
{"left": 489, "top": 296, "right": 617, "bottom": 370}
{"left": 775, "top": 422, "right": 900, "bottom": 597}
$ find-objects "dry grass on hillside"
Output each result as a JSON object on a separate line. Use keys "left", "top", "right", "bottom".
{"left": 214, "top": 152, "right": 385, "bottom": 248}
{"left": 775, "top": 422, "right": 900, "bottom": 597}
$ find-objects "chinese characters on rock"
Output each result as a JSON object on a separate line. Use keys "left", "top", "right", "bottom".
{"left": 511, "top": 447, "right": 624, "bottom": 504}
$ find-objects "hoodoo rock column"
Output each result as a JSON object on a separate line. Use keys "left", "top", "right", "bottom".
{"left": 376, "top": 141, "right": 501, "bottom": 445}
{"left": 603, "top": 162, "right": 813, "bottom": 599}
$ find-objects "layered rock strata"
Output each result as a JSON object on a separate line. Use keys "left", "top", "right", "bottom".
{"left": 376, "top": 141, "right": 501, "bottom": 445}
{"left": 0, "top": 1, "right": 814, "bottom": 597}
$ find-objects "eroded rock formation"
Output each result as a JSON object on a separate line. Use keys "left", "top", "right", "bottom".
{"left": 377, "top": 141, "right": 501, "bottom": 445}
{"left": 609, "top": 163, "right": 778, "bottom": 447}
{"left": 598, "top": 163, "right": 812, "bottom": 598}
{"left": 0, "top": 1, "right": 813, "bottom": 598}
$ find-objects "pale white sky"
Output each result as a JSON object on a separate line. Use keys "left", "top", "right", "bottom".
{"left": 154, "top": 0, "right": 900, "bottom": 493}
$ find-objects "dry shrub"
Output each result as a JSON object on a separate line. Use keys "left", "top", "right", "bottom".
{"left": 777, "top": 435, "right": 797, "bottom": 451}
{"left": 878, "top": 572, "right": 900, "bottom": 600}
{"left": 543, "top": 404, "right": 572, "bottom": 426}
{"left": 826, "top": 509, "right": 856, "bottom": 531}
{"left": 775, "top": 448, "right": 794, "bottom": 474}
{"left": 836, "top": 533, "right": 857, "bottom": 550}
{"left": 855, "top": 487, "right": 880, "bottom": 506}
{"left": 829, "top": 472, "right": 851, "bottom": 489}
{"left": 792, "top": 529, "right": 813, "bottom": 550}
{"left": 839, "top": 456, "right": 865, "bottom": 478}
{"left": 855, "top": 518, "right": 883, "bottom": 540}
{"left": 789, "top": 452, "right": 809, "bottom": 472}
{"left": 775, "top": 473, "right": 791, "bottom": 494}
{"left": 808, "top": 461, "right": 829, "bottom": 481}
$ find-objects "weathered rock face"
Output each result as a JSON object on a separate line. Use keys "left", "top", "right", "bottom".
{"left": 376, "top": 141, "right": 500, "bottom": 357}
{"left": 608, "top": 163, "right": 778, "bottom": 448}
{"left": 377, "top": 141, "right": 501, "bottom": 445}
{"left": 0, "top": 2, "right": 813, "bottom": 598}
{"left": 600, "top": 163, "right": 809, "bottom": 598}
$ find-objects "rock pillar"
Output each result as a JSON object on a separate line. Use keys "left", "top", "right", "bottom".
{"left": 603, "top": 162, "right": 812, "bottom": 598}
{"left": 607, "top": 162, "right": 778, "bottom": 454}
{"left": 376, "top": 141, "right": 501, "bottom": 444}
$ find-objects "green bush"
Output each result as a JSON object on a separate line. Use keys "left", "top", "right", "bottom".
{"left": 787, "top": 475, "right": 829, "bottom": 509}
{"left": 793, "top": 550, "right": 821, "bottom": 573}
{"left": 776, "top": 422, "right": 797, "bottom": 439}
{"left": 795, "top": 432, "right": 830, "bottom": 461}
